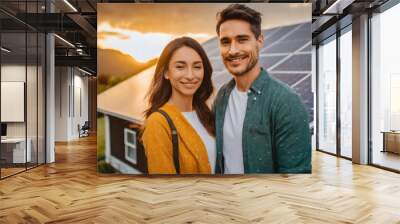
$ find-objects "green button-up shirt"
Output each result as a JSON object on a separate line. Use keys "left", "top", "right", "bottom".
{"left": 214, "top": 68, "right": 311, "bottom": 173}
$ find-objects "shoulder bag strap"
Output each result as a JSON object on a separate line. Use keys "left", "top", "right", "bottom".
{"left": 157, "top": 109, "right": 180, "bottom": 174}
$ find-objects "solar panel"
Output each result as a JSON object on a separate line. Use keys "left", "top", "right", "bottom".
{"left": 292, "top": 75, "right": 313, "bottom": 120}
{"left": 259, "top": 55, "right": 286, "bottom": 70}
{"left": 202, "top": 22, "right": 313, "bottom": 126}
{"left": 212, "top": 71, "right": 232, "bottom": 89}
{"left": 263, "top": 39, "right": 310, "bottom": 54}
{"left": 263, "top": 24, "right": 298, "bottom": 44}
{"left": 269, "top": 73, "right": 309, "bottom": 86}
{"left": 272, "top": 54, "right": 311, "bottom": 71}
{"left": 209, "top": 58, "right": 225, "bottom": 73}
{"left": 206, "top": 48, "right": 221, "bottom": 58}
{"left": 279, "top": 23, "right": 310, "bottom": 43}
{"left": 299, "top": 43, "right": 312, "bottom": 52}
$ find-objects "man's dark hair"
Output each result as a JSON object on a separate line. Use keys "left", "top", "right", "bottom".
{"left": 216, "top": 4, "right": 262, "bottom": 38}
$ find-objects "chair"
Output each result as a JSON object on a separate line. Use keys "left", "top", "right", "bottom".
{"left": 79, "top": 121, "right": 90, "bottom": 138}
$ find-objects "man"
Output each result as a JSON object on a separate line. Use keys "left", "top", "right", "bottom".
{"left": 214, "top": 4, "right": 311, "bottom": 174}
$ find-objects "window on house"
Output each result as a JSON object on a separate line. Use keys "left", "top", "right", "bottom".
{"left": 124, "top": 128, "right": 137, "bottom": 164}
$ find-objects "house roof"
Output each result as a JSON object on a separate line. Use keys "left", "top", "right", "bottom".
{"left": 97, "top": 66, "right": 155, "bottom": 124}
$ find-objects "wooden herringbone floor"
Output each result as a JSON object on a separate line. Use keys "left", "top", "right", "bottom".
{"left": 1, "top": 135, "right": 400, "bottom": 224}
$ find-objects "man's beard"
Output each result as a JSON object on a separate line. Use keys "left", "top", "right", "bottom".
{"left": 224, "top": 51, "right": 259, "bottom": 77}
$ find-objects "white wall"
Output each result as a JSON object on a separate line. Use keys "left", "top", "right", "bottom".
{"left": 55, "top": 66, "right": 69, "bottom": 141}
{"left": 1, "top": 66, "right": 25, "bottom": 128}
{"left": 1, "top": 65, "right": 26, "bottom": 138}
{"left": 311, "top": 45, "right": 316, "bottom": 150}
{"left": 54, "top": 66, "right": 89, "bottom": 141}
{"left": 72, "top": 73, "right": 89, "bottom": 138}
{"left": 1, "top": 65, "right": 37, "bottom": 138}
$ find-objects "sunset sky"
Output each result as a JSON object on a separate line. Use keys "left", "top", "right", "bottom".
{"left": 98, "top": 3, "right": 310, "bottom": 63}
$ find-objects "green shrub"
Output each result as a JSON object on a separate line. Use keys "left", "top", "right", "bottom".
{"left": 97, "top": 160, "right": 115, "bottom": 173}
{"left": 97, "top": 117, "right": 105, "bottom": 159}
{"left": 97, "top": 154, "right": 105, "bottom": 161}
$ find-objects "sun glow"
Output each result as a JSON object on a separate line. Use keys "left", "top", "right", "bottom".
{"left": 98, "top": 23, "right": 212, "bottom": 63}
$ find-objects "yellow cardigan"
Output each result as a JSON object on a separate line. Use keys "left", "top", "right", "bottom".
{"left": 142, "top": 104, "right": 212, "bottom": 174}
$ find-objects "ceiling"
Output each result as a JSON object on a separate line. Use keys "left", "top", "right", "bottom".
{"left": 0, "top": 0, "right": 395, "bottom": 75}
{"left": 1, "top": 0, "right": 97, "bottom": 74}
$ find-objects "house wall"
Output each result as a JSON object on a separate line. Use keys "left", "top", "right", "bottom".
{"left": 108, "top": 115, "right": 147, "bottom": 173}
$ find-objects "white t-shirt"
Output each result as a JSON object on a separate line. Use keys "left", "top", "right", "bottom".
{"left": 223, "top": 85, "right": 248, "bottom": 174}
{"left": 182, "top": 111, "right": 216, "bottom": 174}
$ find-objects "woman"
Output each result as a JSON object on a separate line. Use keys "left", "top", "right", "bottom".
{"left": 142, "top": 37, "right": 216, "bottom": 174}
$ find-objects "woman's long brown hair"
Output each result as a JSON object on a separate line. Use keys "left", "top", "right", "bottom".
{"left": 144, "top": 37, "right": 215, "bottom": 136}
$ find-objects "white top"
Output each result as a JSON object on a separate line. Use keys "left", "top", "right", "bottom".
{"left": 223, "top": 85, "right": 248, "bottom": 174}
{"left": 182, "top": 111, "right": 216, "bottom": 174}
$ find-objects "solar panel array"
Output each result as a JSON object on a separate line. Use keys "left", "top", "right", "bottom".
{"left": 202, "top": 22, "right": 314, "bottom": 127}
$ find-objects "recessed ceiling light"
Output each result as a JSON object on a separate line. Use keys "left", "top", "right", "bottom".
{"left": 1, "top": 47, "right": 11, "bottom": 53}
{"left": 63, "top": 0, "right": 78, "bottom": 12}
{"left": 322, "top": 0, "right": 354, "bottom": 15}
{"left": 78, "top": 67, "right": 93, "bottom": 76}
{"left": 54, "top": 34, "right": 75, "bottom": 48}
